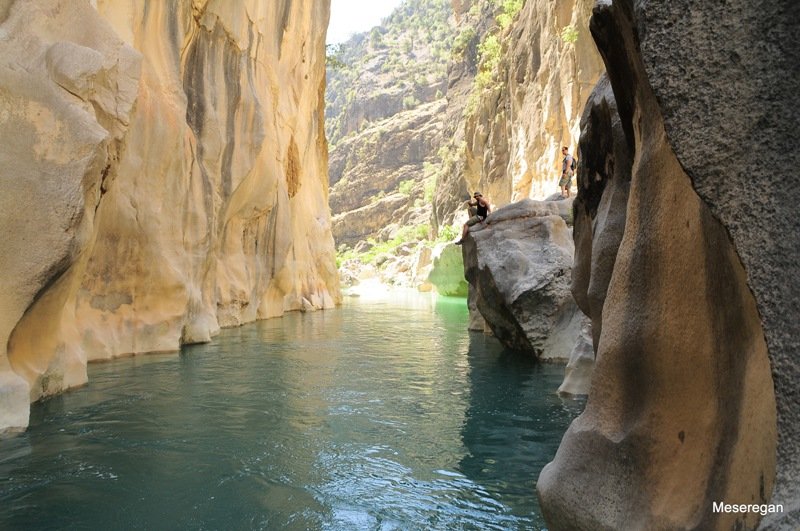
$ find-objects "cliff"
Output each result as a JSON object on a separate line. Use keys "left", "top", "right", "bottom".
{"left": 0, "top": 0, "right": 339, "bottom": 433}
{"left": 326, "top": 0, "right": 454, "bottom": 285}
{"left": 538, "top": 1, "right": 799, "bottom": 529}
{"left": 434, "top": 0, "right": 604, "bottom": 227}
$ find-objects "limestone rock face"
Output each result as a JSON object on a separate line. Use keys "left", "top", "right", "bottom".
{"left": 557, "top": 316, "right": 593, "bottom": 397}
{"left": 462, "top": 199, "right": 581, "bottom": 359}
{"left": 1, "top": 0, "right": 339, "bottom": 432}
{"left": 461, "top": 0, "right": 604, "bottom": 206}
{"left": 537, "top": 2, "right": 782, "bottom": 529}
{"left": 329, "top": 99, "right": 444, "bottom": 246}
{"left": 0, "top": 0, "right": 141, "bottom": 431}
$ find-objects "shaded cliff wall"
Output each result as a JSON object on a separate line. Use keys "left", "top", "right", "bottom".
{"left": 570, "top": 74, "right": 630, "bottom": 350}
{"left": 0, "top": 0, "right": 338, "bottom": 433}
{"left": 539, "top": 1, "right": 798, "bottom": 529}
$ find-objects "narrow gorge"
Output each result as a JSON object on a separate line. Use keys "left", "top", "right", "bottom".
{"left": 1, "top": 0, "right": 797, "bottom": 530}
{"left": 1, "top": 1, "right": 339, "bottom": 431}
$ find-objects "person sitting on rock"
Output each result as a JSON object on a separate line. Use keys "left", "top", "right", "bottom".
{"left": 559, "top": 146, "right": 574, "bottom": 198}
{"left": 455, "top": 192, "right": 490, "bottom": 245}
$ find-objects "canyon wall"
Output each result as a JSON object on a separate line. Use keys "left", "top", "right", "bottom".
{"left": 0, "top": 0, "right": 339, "bottom": 433}
{"left": 538, "top": 1, "right": 798, "bottom": 529}
{"left": 435, "top": 0, "right": 604, "bottom": 226}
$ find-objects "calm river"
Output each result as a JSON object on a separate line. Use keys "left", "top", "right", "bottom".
{"left": 0, "top": 291, "right": 583, "bottom": 530}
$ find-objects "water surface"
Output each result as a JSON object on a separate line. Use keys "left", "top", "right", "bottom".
{"left": 0, "top": 292, "right": 583, "bottom": 530}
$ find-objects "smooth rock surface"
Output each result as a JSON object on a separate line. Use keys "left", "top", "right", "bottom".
{"left": 0, "top": 0, "right": 141, "bottom": 422}
{"left": 538, "top": 2, "right": 779, "bottom": 529}
{"left": 557, "top": 316, "right": 593, "bottom": 397}
{"left": 570, "top": 74, "right": 631, "bottom": 349}
{"left": 462, "top": 199, "right": 580, "bottom": 359}
{"left": 1, "top": 0, "right": 339, "bottom": 432}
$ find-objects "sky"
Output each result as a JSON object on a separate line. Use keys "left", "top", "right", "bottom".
{"left": 327, "top": 0, "right": 405, "bottom": 44}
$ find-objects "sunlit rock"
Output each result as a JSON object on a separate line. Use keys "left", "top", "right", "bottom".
{"left": 438, "top": 0, "right": 604, "bottom": 220}
{"left": 0, "top": 0, "right": 339, "bottom": 432}
{"left": 557, "top": 317, "right": 593, "bottom": 397}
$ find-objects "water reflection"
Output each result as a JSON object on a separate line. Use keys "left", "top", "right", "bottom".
{"left": 459, "top": 334, "right": 586, "bottom": 529}
{"left": 0, "top": 293, "right": 582, "bottom": 530}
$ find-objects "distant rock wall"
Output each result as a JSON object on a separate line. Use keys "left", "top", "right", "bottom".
{"left": 539, "top": 1, "right": 797, "bottom": 529}
{"left": 329, "top": 100, "right": 444, "bottom": 247}
{"left": 0, "top": 0, "right": 339, "bottom": 433}
{"left": 462, "top": 0, "right": 604, "bottom": 207}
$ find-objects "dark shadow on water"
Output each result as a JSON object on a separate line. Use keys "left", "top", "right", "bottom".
{"left": 459, "top": 331, "right": 585, "bottom": 527}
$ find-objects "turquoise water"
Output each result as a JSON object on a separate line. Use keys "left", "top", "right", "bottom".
{"left": 0, "top": 292, "right": 583, "bottom": 530}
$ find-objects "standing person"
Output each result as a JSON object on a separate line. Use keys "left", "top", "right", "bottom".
{"left": 455, "top": 192, "right": 490, "bottom": 245}
{"left": 560, "top": 146, "right": 575, "bottom": 198}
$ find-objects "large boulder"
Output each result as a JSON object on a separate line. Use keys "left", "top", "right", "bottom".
{"left": 538, "top": 1, "right": 791, "bottom": 529}
{"left": 462, "top": 199, "right": 581, "bottom": 360}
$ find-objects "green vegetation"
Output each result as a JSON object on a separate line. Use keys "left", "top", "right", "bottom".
{"left": 398, "top": 179, "right": 415, "bottom": 195}
{"left": 451, "top": 27, "right": 477, "bottom": 59}
{"left": 495, "top": 0, "right": 525, "bottom": 29}
{"left": 462, "top": 0, "right": 527, "bottom": 119}
{"left": 325, "top": 43, "right": 347, "bottom": 70}
{"left": 561, "top": 25, "right": 579, "bottom": 44}
{"left": 325, "top": 0, "right": 455, "bottom": 147}
{"left": 336, "top": 220, "right": 463, "bottom": 269}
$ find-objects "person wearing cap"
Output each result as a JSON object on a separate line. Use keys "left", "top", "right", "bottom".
{"left": 455, "top": 192, "right": 490, "bottom": 245}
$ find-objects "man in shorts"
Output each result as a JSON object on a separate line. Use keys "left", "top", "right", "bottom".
{"left": 455, "top": 192, "right": 490, "bottom": 245}
{"left": 560, "top": 146, "right": 574, "bottom": 198}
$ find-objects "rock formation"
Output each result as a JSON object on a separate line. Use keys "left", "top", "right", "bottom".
{"left": 435, "top": 0, "right": 604, "bottom": 229}
{"left": 462, "top": 199, "right": 581, "bottom": 360}
{"left": 538, "top": 1, "right": 796, "bottom": 529}
{"left": 557, "top": 316, "right": 593, "bottom": 396}
{"left": 329, "top": 100, "right": 445, "bottom": 247}
{"left": 0, "top": 0, "right": 339, "bottom": 433}
{"left": 570, "top": 74, "right": 631, "bottom": 349}
{"left": 426, "top": 243, "right": 470, "bottom": 297}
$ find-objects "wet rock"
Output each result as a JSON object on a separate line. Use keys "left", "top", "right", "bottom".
{"left": 462, "top": 199, "right": 581, "bottom": 359}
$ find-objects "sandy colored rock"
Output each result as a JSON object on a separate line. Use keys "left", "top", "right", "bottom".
{"left": 461, "top": 0, "right": 604, "bottom": 206}
{"left": 1, "top": 0, "right": 339, "bottom": 432}
{"left": 557, "top": 316, "right": 593, "bottom": 397}
{"left": 0, "top": 0, "right": 141, "bottom": 425}
{"left": 537, "top": 2, "right": 778, "bottom": 529}
{"left": 462, "top": 199, "right": 581, "bottom": 360}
